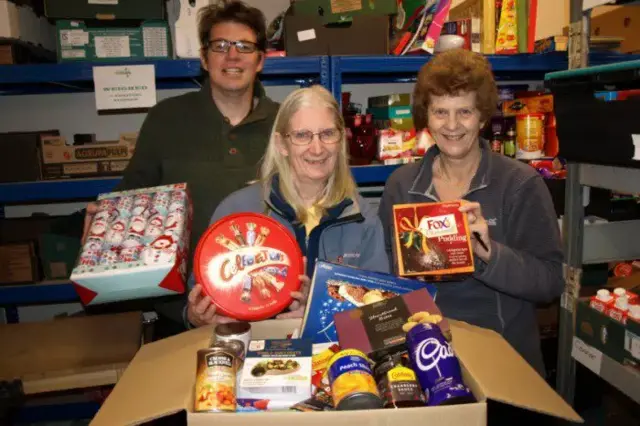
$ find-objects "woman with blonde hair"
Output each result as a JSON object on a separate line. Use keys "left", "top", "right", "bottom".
{"left": 186, "top": 85, "right": 389, "bottom": 328}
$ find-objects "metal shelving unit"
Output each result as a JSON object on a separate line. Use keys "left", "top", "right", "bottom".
{"left": 330, "top": 52, "right": 640, "bottom": 102}
{"left": 0, "top": 56, "right": 331, "bottom": 94}
{"left": 553, "top": 0, "right": 640, "bottom": 408}
{"left": 3, "top": 51, "right": 640, "bottom": 319}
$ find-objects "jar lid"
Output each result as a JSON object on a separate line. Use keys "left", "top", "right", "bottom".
{"left": 194, "top": 212, "right": 304, "bottom": 321}
{"left": 215, "top": 322, "right": 251, "bottom": 337}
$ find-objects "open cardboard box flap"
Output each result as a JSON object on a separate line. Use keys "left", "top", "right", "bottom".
{"left": 450, "top": 321, "right": 581, "bottom": 422}
{"left": 91, "top": 319, "right": 581, "bottom": 426}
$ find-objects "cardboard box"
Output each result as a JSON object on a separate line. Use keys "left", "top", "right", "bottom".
{"left": 39, "top": 133, "right": 136, "bottom": 180}
{"left": 90, "top": 319, "right": 581, "bottom": 425}
{"left": 56, "top": 20, "right": 171, "bottom": 62}
{"left": 39, "top": 233, "right": 82, "bottom": 279}
{"left": 575, "top": 298, "right": 639, "bottom": 369}
{"left": 392, "top": 202, "right": 475, "bottom": 279}
{"left": 284, "top": 3, "right": 390, "bottom": 56}
{"left": 0, "top": 242, "right": 38, "bottom": 284}
{"left": 70, "top": 183, "right": 192, "bottom": 305}
{"left": 0, "top": 312, "right": 142, "bottom": 395}
{"left": 0, "top": 130, "right": 58, "bottom": 183}
{"left": 45, "top": 0, "right": 165, "bottom": 21}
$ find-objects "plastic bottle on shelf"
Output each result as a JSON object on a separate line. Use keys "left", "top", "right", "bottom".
{"left": 628, "top": 305, "right": 640, "bottom": 321}
{"left": 503, "top": 127, "right": 516, "bottom": 158}
{"left": 614, "top": 295, "right": 629, "bottom": 311}
{"left": 596, "top": 289, "right": 613, "bottom": 302}
{"left": 613, "top": 288, "right": 627, "bottom": 298}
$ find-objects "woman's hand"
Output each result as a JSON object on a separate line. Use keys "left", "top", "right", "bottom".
{"left": 277, "top": 257, "right": 311, "bottom": 320}
{"left": 459, "top": 201, "right": 492, "bottom": 263}
{"left": 187, "top": 284, "right": 235, "bottom": 328}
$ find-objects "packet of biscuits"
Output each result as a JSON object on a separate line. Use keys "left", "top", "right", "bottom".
{"left": 392, "top": 201, "right": 474, "bottom": 280}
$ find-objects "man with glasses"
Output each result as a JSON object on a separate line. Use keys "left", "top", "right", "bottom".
{"left": 81, "top": 1, "right": 279, "bottom": 339}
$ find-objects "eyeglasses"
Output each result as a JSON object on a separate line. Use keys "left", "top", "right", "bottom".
{"left": 207, "top": 39, "right": 258, "bottom": 54}
{"left": 286, "top": 128, "right": 342, "bottom": 146}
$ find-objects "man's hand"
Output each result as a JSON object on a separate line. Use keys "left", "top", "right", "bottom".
{"left": 82, "top": 202, "right": 99, "bottom": 244}
{"left": 187, "top": 284, "right": 235, "bottom": 328}
{"left": 277, "top": 257, "right": 310, "bottom": 320}
{"left": 459, "top": 201, "right": 491, "bottom": 263}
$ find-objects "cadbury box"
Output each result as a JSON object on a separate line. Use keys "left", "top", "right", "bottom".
{"left": 70, "top": 183, "right": 192, "bottom": 305}
{"left": 90, "top": 318, "right": 581, "bottom": 425}
{"left": 333, "top": 288, "right": 449, "bottom": 360}
{"left": 393, "top": 202, "right": 475, "bottom": 279}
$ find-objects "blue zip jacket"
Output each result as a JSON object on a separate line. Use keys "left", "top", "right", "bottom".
{"left": 185, "top": 176, "right": 390, "bottom": 322}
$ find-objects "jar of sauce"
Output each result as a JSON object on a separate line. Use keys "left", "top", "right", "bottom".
{"left": 374, "top": 353, "right": 426, "bottom": 408}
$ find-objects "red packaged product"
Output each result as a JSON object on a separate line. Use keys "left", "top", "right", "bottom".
{"left": 194, "top": 213, "right": 304, "bottom": 321}
{"left": 392, "top": 202, "right": 474, "bottom": 279}
{"left": 589, "top": 289, "right": 616, "bottom": 313}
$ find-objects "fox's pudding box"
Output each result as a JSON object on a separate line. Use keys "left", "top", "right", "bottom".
{"left": 74, "top": 194, "right": 581, "bottom": 426}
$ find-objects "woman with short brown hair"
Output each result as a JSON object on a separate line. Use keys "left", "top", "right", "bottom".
{"left": 379, "top": 49, "right": 563, "bottom": 377}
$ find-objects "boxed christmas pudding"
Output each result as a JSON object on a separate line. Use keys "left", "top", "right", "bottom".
{"left": 393, "top": 201, "right": 475, "bottom": 280}
{"left": 70, "top": 183, "right": 192, "bottom": 305}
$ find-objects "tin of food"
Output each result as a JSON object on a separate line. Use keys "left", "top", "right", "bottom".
{"left": 214, "top": 322, "right": 252, "bottom": 365}
{"left": 194, "top": 346, "right": 237, "bottom": 413}
{"left": 327, "top": 349, "right": 383, "bottom": 411}
{"left": 374, "top": 352, "right": 426, "bottom": 408}
{"left": 405, "top": 322, "right": 474, "bottom": 406}
{"left": 194, "top": 213, "right": 304, "bottom": 321}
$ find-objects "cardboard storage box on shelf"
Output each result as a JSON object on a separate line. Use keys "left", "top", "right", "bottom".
{"left": 39, "top": 133, "right": 136, "bottom": 180}
{"left": 0, "top": 242, "right": 39, "bottom": 285}
{"left": 0, "top": 312, "right": 142, "bottom": 395}
{"left": 70, "top": 183, "right": 192, "bottom": 305}
{"left": 166, "top": 0, "right": 290, "bottom": 58}
{"left": 90, "top": 319, "right": 581, "bottom": 425}
{"left": 55, "top": 20, "right": 171, "bottom": 62}
{"left": 44, "top": 0, "right": 165, "bottom": 20}
{"left": 0, "top": 0, "right": 56, "bottom": 52}
{"left": 0, "top": 130, "right": 58, "bottom": 183}
{"left": 575, "top": 298, "right": 640, "bottom": 370}
{"left": 283, "top": 0, "right": 392, "bottom": 56}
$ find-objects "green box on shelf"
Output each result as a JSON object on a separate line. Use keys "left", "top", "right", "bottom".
{"left": 39, "top": 233, "right": 81, "bottom": 280}
{"left": 55, "top": 20, "right": 171, "bottom": 62}
{"left": 367, "top": 93, "right": 411, "bottom": 108}
{"left": 575, "top": 299, "right": 639, "bottom": 367}
{"left": 367, "top": 105, "right": 413, "bottom": 120}
{"left": 45, "top": 0, "right": 165, "bottom": 21}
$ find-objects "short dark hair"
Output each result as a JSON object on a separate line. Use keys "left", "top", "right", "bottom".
{"left": 412, "top": 49, "right": 498, "bottom": 130}
{"left": 198, "top": 0, "right": 267, "bottom": 52}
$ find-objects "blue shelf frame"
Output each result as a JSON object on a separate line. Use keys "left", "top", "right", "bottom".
{"left": 0, "top": 165, "right": 404, "bottom": 204}
{"left": 330, "top": 52, "right": 640, "bottom": 101}
{"left": 0, "top": 56, "right": 331, "bottom": 95}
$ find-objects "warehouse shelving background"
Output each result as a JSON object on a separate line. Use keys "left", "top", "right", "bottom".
{"left": 551, "top": 0, "right": 640, "bottom": 412}
{"left": 2, "top": 51, "right": 640, "bottom": 321}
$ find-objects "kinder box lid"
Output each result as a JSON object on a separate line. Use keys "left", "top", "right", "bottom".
{"left": 194, "top": 213, "right": 304, "bottom": 321}
{"left": 90, "top": 320, "right": 582, "bottom": 426}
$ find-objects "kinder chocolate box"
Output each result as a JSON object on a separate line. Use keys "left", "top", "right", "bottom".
{"left": 393, "top": 202, "right": 474, "bottom": 279}
{"left": 194, "top": 213, "right": 304, "bottom": 322}
{"left": 70, "top": 183, "right": 192, "bottom": 305}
